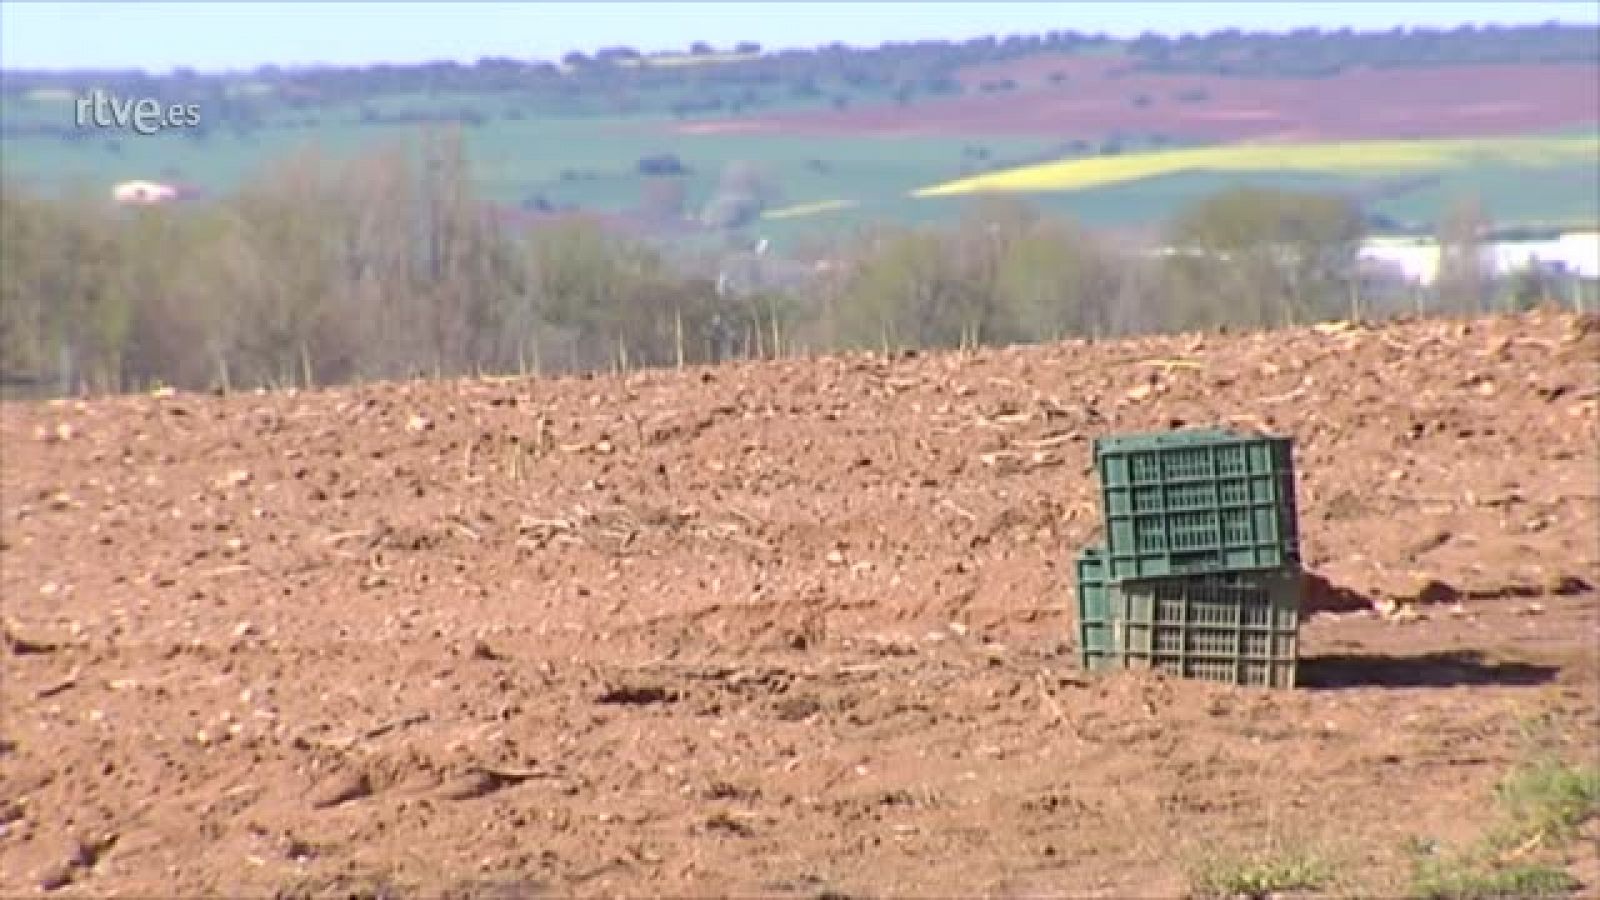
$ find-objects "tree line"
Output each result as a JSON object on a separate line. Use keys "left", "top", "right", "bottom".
{"left": 0, "top": 131, "right": 1545, "bottom": 398}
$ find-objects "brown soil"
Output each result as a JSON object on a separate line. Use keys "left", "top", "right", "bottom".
{"left": 3, "top": 312, "right": 1598, "bottom": 898}
{"left": 681, "top": 57, "right": 1599, "bottom": 140}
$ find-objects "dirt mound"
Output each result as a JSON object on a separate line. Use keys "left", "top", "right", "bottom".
{"left": 3, "top": 311, "right": 1597, "bottom": 896}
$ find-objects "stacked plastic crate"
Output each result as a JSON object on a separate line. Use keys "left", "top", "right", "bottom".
{"left": 1075, "top": 428, "right": 1304, "bottom": 688}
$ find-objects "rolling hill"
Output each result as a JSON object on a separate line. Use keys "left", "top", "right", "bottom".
{"left": 2, "top": 24, "right": 1597, "bottom": 241}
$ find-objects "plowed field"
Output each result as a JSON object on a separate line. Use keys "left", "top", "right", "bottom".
{"left": 3, "top": 312, "right": 1597, "bottom": 898}
{"left": 687, "top": 58, "right": 1600, "bottom": 140}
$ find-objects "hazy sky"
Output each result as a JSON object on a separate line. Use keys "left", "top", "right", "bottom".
{"left": 2, "top": 1, "right": 1595, "bottom": 72}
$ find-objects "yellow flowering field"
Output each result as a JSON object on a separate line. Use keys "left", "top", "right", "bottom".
{"left": 912, "top": 135, "right": 1599, "bottom": 197}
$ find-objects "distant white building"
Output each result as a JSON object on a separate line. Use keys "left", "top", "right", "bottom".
{"left": 112, "top": 180, "right": 179, "bottom": 206}
{"left": 1358, "top": 238, "right": 1448, "bottom": 286}
{"left": 1358, "top": 231, "right": 1599, "bottom": 286}
{"left": 1492, "top": 231, "right": 1599, "bottom": 281}
{"left": 1139, "top": 231, "right": 1596, "bottom": 292}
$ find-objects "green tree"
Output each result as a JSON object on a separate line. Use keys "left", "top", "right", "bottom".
{"left": 1505, "top": 263, "right": 1554, "bottom": 311}
{"left": 1162, "top": 186, "right": 1364, "bottom": 330}
{"left": 1, "top": 186, "right": 132, "bottom": 393}
{"left": 116, "top": 204, "right": 230, "bottom": 390}
{"left": 994, "top": 213, "right": 1121, "bottom": 342}
{"left": 0, "top": 182, "right": 53, "bottom": 383}
{"left": 837, "top": 225, "right": 979, "bottom": 352}
{"left": 223, "top": 146, "right": 350, "bottom": 387}
{"left": 415, "top": 126, "right": 517, "bottom": 375}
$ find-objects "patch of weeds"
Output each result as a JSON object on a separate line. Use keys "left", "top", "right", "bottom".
{"left": 1410, "top": 858, "right": 1577, "bottom": 899}
{"left": 1511, "top": 710, "right": 1567, "bottom": 751}
{"left": 1405, "top": 757, "right": 1599, "bottom": 899}
{"left": 1492, "top": 756, "right": 1600, "bottom": 847}
{"left": 1188, "top": 846, "right": 1333, "bottom": 899}
{"left": 272, "top": 873, "right": 412, "bottom": 900}
{"left": 444, "top": 877, "right": 548, "bottom": 900}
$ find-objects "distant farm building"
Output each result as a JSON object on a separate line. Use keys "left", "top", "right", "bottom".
{"left": 112, "top": 180, "right": 177, "bottom": 206}
{"left": 1492, "top": 231, "right": 1600, "bottom": 281}
{"left": 1358, "top": 231, "right": 1599, "bottom": 287}
{"left": 1357, "top": 238, "right": 1449, "bottom": 286}
{"left": 111, "top": 180, "right": 201, "bottom": 207}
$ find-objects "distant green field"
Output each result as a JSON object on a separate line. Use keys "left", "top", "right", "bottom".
{"left": 750, "top": 162, "right": 1600, "bottom": 246}
{"left": 3, "top": 87, "right": 1596, "bottom": 247}
{"left": 0, "top": 105, "right": 1054, "bottom": 226}
{"left": 755, "top": 171, "right": 1359, "bottom": 242}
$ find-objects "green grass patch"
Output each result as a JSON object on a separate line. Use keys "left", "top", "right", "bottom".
{"left": 1493, "top": 757, "right": 1600, "bottom": 847}
{"left": 1405, "top": 756, "right": 1599, "bottom": 900}
{"left": 1187, "top": 844, "right": 1334, "bottom": 899}
{"left": 1410, "top": 859, "right": 1578, "bottom": 900}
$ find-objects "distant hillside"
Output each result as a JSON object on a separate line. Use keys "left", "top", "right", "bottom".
{"left": 2, "top": 22, "right": 1596, "bottom": 240}
{"left": 3, "top": 22, "right": 1595, "bottom": 134}
{"left": 678, "top": 57, "right": 1598, "bottom": 140}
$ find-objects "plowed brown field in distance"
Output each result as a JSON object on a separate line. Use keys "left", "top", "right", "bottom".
{"left": 3, "top": 312, "right": 1598, "bottom": 897}
{"left": 674, "top": 57, "right": 1599, "bottom": 140}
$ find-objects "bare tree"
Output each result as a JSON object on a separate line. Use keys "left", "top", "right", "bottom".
{"left": 702, "top": 161, "right": 781, "bottom": 230}
{"left": 1435, "top": 194, "right": 1491, "bottom": 315}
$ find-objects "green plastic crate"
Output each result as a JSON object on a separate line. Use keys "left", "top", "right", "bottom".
{"left": 1094, "top": 428, "right": 1300, "bottom": 581}
{"left": 1109, "top": 567, "right": 1303, "bottom": 688}
{"left": 1075, "top": 545, "right": 1115, "bottom": 670}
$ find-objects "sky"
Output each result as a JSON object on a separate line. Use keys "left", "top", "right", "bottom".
{"left": 2, "top": 1, "right": 1596, "bottom": 72}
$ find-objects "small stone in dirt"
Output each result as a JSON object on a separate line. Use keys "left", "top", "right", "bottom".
{"left": 1412, "top": 578, "right": 1460, "bottom": 605}
{"left": 284, "top": 837, "right": 316, "bottom": 861}
{"left": 596, "top": 684, "right": 677, "bottom": 706}
{"left": 947, "top": 622, "right": 968, "bottom": 637}
{"left": 407, "top": 415, "right": 433, "bottom": 433}
{"left": 3, "top": 623, "right": 59, "bottom": 655}
{"left": 1408, "top": 529, "right": 1452, "bottom": 557}
{"left": 310, "top": 770, "right": 374, "bottom": 809}
{"left": 825, "top": 550, "right": 846, "bottom": 566}
{"left": 1547, "top": 574, "right": 1593, "bottom": 596}
{"left": 773, "top": 695, "right": 821, "bottom": 722}
{"left": 441, "top": 769, "right": 514, "bottom": 802}
{"left": 38, "top": 863, "right": 74, "bottom": 892}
